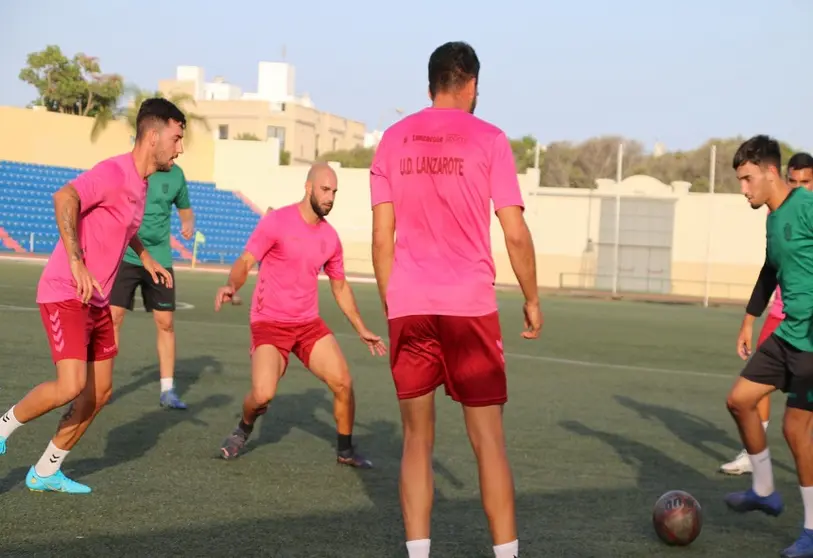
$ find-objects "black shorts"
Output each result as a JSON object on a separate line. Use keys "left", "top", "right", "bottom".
{"left": 110, "top": 261, "right": 176, "bottom": 312}
{"left": 741, "top": 333, "right": 813, "bottom": 411}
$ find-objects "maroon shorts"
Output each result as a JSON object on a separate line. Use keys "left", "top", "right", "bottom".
{"left": 757, "top": 314, "right": 783, "bottom": 347}
{"left": 388, "top": 312, "right": 506, "bottom": 407}
{"left": 38, "top": 300, "right": 118, "bottom": 364}
{"left": 250, "top": 317, "right": 332, "bottom": 370}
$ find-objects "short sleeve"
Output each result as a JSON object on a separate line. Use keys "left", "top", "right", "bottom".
{"left": 370, "top": 135, "right": 392, "bottom": 208}
{"left": 72, "top": 159, "right": 122, "bottom": 211}
{"left": 244, "top": 213, "right": 278, "bottom": 262}
{"left": 489, "top": 132, "right": 525, "bottom": 212}
{"left": 174, "top": 168, "right": 191, "bottom": 210}
{"left": 323, "top": 234, "right": 346, "bottom": 280}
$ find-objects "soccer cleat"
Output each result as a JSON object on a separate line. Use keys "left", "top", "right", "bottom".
{"left": 0, "top": 436, "right": 6, "bottom": 455}
{"left": 25, "top": 466, "right": 91, "bottom": 494}
{"left": 160, "top": 389, "right": 187, "bottom": 410}
{"left": 337, "top": 447, "right": 373, "bottom": 469}
{"left": 220, "top": 427, "right": 250, "bottom": 460}
{"left": 724, "top": 488, "right": 783, "bottom": 516}
{"left": 719, "top": 449, "right": 753, "bottom": 475}
{"left": 782, "top": 528, "right": 813, "bottom": 558}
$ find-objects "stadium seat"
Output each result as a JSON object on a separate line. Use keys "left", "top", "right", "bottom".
{"left": 0, "top": 160, "right": 260, "bottom": 264}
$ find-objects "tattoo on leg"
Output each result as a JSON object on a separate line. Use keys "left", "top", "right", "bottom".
{"left": 59, "top": 403, "right": 76, "bottom": 426}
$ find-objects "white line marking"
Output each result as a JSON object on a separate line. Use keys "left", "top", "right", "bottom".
{"left": 173, "top": 318, "right": 733, "bottom": 380}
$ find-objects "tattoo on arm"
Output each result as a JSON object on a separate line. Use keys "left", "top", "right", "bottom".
{"left": 56, "top": 187, "right": 82, "bottom": 261}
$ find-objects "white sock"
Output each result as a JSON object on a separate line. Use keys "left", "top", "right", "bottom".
{"left": 406, "top": 539, "right": 430, "bottom": 558}
{"left": 34, "top": 441, "right": 69, "bottom": 477}
{"left": 160, "top": 378, "right": 174, "bottom": 393}
{"left": 801, "top": 487, "right": 813, "bottom": 530}
{"left": 748, "top": 448, "right": 775, "bottom": 496}
{"left": 494, "top": 539, "right": 518, "bottom": 558}
{"left": 762, "top": 420, "right": 769, "bottom": 431}
{"left": 0, "top": 406, "right": 23, "bottom": 439}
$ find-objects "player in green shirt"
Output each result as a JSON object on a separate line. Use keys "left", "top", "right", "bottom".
{"left": 110, "top": 164, "right": 195, "bottom": 410}
{"left": 723, "top": 135, "right": 813, "bottom": 558}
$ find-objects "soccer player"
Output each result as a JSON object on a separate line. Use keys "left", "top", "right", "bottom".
{"left": 109, "top": 163, "right": 195, "bottom": 409}
{"left": 724, "top": 136, "right": 813, "bottom": 557}
{"left": 720, "top": 151, "right": 813, "bottom": 475}
{"left": 0, "top": 98, "right": 183, "bottom": 493}
{"left": 370, "top": 41, "right": 542, "bottom": 558}
{"left": 215, "top": 162, "right": 385, "bottom": 467}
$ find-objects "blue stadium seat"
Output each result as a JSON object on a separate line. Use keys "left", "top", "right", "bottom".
{"left": 0, "top": 160, "right": 260, "bottom": 264}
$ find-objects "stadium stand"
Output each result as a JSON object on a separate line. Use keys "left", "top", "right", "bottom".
{"left": 0, "top": 160, "right": 260, "bottom": 264}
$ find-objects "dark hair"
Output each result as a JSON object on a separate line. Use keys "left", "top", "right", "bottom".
{"left": 788, "top": 152, "right": 813, "bottom": 172}
{"left": 135, "top": 97, "right": 186, "bottom": 140}
{"left": 732, "top": 134, "right": 782, "bottom": 172}
{"left": 428, "top": 41, "right": 480, "bottom": 99}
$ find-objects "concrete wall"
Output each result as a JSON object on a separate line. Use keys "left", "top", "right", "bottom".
{"left": 0, "top": 107, "right": 768, "bottom": 299}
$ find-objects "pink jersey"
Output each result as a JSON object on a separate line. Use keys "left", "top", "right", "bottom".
{"left": 370, "top": 107, "right": 525, "bottom": 319}
{"left": 244, "top": 203, "right": 345, "bottom": 323}
{"left": 769, "top": 286, "right": 785, "bottom": 319}
{"left": 37, "top": 153, "right": 147, "bottom": 307}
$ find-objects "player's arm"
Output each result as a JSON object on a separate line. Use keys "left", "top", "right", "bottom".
{"left": 225, "top": 251, "right": 258, "bottom": 293}
{"left": 745, "top": 258, "right": 778, "bottom": 319}
{"left": 369, "top": 140, "right": 395, "bottom": 315}
{"left": 490, "top": 133, "right": 538, "bottom": 305}
{"left": 53, "top": 160, "right": 120, "bottom": 262}
{"left": 329, "top": 278, "right": 368, "bottom": 333}
{"left": 174, "top": 171, "right": 195, "bottom": 239}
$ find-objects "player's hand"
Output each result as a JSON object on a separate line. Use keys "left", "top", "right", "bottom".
{"left": 737, "top": 324, "right": 753, "bottom": 360}
{"left": 522, "top": 300, "right": 543, "bottom": 339}
{"left": 70, "top": 259, "right": 102, "bottom": 304}
{"left": 359, "top": 328, "right": 387, "bottom": 356}
{"left": 143, "top": 257, "right": 173, "bottom": 289}
{"left": 215, "top": 285, "right": 235, "bottom": 311}
{"left": 181, "top": 221, "right": 194, "bottom": 240}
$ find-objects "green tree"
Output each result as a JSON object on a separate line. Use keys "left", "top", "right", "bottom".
{"left": 234, "top": 132, "right": 260, "bottom": 141}
{"left": 19, "top": 45, "right": 122, "bottom": 116}
{"left": 510, "top": 135, "right": 541, "bottom": 174}
{"left": 317, "top": 146, "right": 375, "bottom": 168}
{"left": 90, "top": 86, "right": 209, "bottom": 143}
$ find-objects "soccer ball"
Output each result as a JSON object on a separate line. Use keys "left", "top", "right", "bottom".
{"left": 652, "top": 490, "right": 702, "bottom": 546}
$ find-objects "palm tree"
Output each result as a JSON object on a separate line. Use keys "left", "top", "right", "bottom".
{"left": 90, "top": 85, "right": 209, "bottom": 143}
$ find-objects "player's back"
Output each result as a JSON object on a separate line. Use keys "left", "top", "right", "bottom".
{"left": 371, "top": 107, "right": 522, "bottom": 318}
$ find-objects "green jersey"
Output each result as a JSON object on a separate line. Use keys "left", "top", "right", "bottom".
{"left": 768, "top": 187, "right": 813, "bottom": 352}
{"left": 123, "top": 164, "right": 191, "bottom": 268}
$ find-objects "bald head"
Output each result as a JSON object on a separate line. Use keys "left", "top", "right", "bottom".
{"left": 305, "top": 162, "right": 338, "bottom": 218}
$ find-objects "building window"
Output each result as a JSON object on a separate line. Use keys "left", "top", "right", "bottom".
{"left": 315, "top": 134, "right": 320, "bottom": 159}
{"left": 266, "top": 126, "right": 286, "bottom": 151}
{"left": 218, "top": 125, "right": 228, "bottom": 140}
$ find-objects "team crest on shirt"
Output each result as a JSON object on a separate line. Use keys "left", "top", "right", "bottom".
{"left": 785, "top": 223, "right": 793, "bottom": 241}
{"left": 162, "top": 183, "right": 169, "bottom": 194}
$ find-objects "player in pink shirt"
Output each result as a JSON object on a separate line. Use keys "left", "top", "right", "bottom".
{"left": 722, "top": 152, "right": 813, "bottom": 475}
{"left": 0, "top": 98, "right": 182, "bottom": 494}
{"left": 215, "top": 163, "right": 386, "bottom": 467}
{"left": 370, "top": 42, "right": 541, "bottom": 558}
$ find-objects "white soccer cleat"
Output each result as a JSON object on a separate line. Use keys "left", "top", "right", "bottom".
{"left": 719, "top": 449, "right": 752, "bottom": 475}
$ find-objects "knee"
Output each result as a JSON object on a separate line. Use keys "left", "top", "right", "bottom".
{"left": 251, "top": 386, "right": 275, "bottom": 407}
{"left": 55, "top": 375, "right": 86, "bottom": 406}
{"left": 154, "top": 314, "right": 174, "bottom": 334}
{"left": 329, "top": 371, "right": 353, "bottom": 400}
{"left": 782, "top": 412, "right": 810, "bottom": 446}
{"left": 726, "top": 390, "right": 753, "bottom": 417}
{"left": 95, "top": 387, "right": 113, "bottom": 411}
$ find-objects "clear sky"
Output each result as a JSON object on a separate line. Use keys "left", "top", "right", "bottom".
{"left": 1, "top": 0, "right": 811, "bottom": 153}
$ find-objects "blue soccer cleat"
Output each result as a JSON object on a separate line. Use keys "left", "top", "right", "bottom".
{"left": 782, "top": 528, "right": 813, "bottom": 558}
{"left": 160, "top": 389, "right": 187, "bottom": 410}
{"left": 0, "top": 436, "right": 6, "bottom": 455}
{"left": 26, "top": 466, "right": 91, "bottom": 494}
{"left": 724, "top": 488, "right": 783, "bottom": 516}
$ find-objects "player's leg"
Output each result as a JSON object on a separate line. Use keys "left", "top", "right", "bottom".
{"left": 142, "top": 266, "right": 185, "bottom": 409}
{"left": 388, "top": 315, "right": 444, "bottom": 558}
{"left": 220, "top": 322, "right": 290, "bottom": 459}
{"left": 109, "top": 261, "right": 141, "bottom": 348}
{"left": 26, "top": 304, "right": 117, "bottom": 494}
{"left": 440, "top": 313, "right": 517, "bottom": 558}
{"left": 724, "top": 334, "right": 785, "bottom": 515}
{"left": 775, "top": 353, "right": 813, "bottom": 557}
{"left": 0, "top": 301, "right": 92, "bottom": 456}
{"left": 720, "top": 315, "right": 780, "bottom": 475}
{"left": 297, "top": 322, "right": 370, "bottom": 467}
